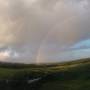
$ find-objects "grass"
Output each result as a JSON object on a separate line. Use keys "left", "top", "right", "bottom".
{"left": 38, "top": 58, "right": 90, "bottom": 90}
{"left": 0, "top": 58, "right": 89, "bottom": 90}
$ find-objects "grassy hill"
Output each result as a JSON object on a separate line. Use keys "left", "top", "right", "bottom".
{"left": 39, "top": 59, "right": 90, "bottom": 90}
{"left": 0, "top": 58, "right": 89, "bottom": 90}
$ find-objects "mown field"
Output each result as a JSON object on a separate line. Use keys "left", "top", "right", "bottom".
{"left": 0, "top": 58, "right": 90, "bottom": 90}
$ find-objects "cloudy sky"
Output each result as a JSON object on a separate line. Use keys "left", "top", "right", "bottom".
{"left": 0, "top": 0, "right": 90, "bottom": 63}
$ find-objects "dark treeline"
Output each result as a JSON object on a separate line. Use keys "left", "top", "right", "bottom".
{"left": 0, "top": 62, "right": 56, "bottom": 69}
{"left": 0, "top": 62, "right": 44, "bottom": 69}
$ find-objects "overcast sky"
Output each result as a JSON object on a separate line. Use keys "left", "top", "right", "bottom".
{"left": 0, "top": 0, "right": 90, "bottom": 63}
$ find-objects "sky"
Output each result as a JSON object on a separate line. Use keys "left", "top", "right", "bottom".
{"left": 0, "top": 0, "right": 90, "bottom": 63}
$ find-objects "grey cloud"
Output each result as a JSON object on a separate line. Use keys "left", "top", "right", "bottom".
{"left": 0, "top": 0, "right": 90, "bottom": 63}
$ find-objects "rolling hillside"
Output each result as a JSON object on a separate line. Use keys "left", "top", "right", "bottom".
{"left": 0, "top": 58, "right": 89, "bottom": 90}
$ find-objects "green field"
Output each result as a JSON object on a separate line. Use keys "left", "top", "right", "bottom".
{"left": 39, "top": 59, "right": 90, "bottom": 90}
{"left": 0, "top": 58, "right": 90, "bottom": 90}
